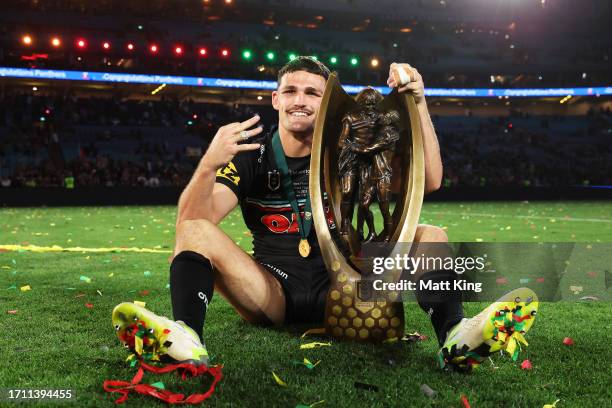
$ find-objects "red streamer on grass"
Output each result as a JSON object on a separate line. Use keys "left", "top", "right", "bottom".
{"left": 460, "top": 394, "right": 471, "bottom": 408}
{"left": 103, "top": 361, "right": 223, "bottom": 405}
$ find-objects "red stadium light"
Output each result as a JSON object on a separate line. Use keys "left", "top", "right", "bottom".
{"left": 51, "top": 37, "right": 61, "bottom": 47}
{"left": 22, "top": 35, "right": 33, "bottom": 45}
{"left": 76, "top": 39, "right": 87, "bottom": 49}
{"left": 221, "top": 48, "right": 230, "bottom": 57}
{"left": 198, "top": 47, "right": 207, "bottom": 56}
{"left": 174, "top": 46, "right": 183, "bottom": 55}
{"left": 127, "top": 43, "right": 134, "bottom": 51}
{"left": 102, "top": 41, "right": 111, "bottom": 50}
{"left": 150, "top": 44, "right": 158, "bottom": 53}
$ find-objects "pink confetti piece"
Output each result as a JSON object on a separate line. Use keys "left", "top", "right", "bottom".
{"left": 563, "top": 337, "right": 574, "bottom": 346}
{"left": 520, "top": 359, "right": 532, "bottom": 370}
{"left": 7, "top": 310, "right": 18, "bottom": 314}
{"left": 496, "top": 277, "right": 508, "bottom": 284}
{"left": 536, "top": 277, "right": 545, "bottom": 283}
{"left": 85, "top": 302, "right": 94, "bottom": 309}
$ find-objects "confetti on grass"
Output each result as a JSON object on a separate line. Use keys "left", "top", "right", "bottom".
{"left": 461, "top": 394, "right": 471, "bottom": 408}
{"left": 301, "top": 328, "right": 326, "bottom": 338}
{"left": 80, "top": 275, "right": 92, "bottom": 283}
{"left": 7, "top": 310, "right": 18, "bottom": 314}
{"left": 20, "top": 285, "right": 31, "bottom": 292}
{"left": 300, "top": 342, "right": 331, "bottom": 350}
{"left": 292, "top": 358, "right": 320, "bottom": 370}
{"left": 543, "top": 399, "right": 560, "bottom": 408}
{"left": 272, "top": 372, "right": 287, "bottom": 387}
{"left": 563, "top": 337, "right": 574, "bottom": 346}
{"left": 520, "top": 359, "right": 533, "bottom": 370}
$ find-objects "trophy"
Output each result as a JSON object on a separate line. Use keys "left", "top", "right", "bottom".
{"left": 309, "top": 73, "right": 425, "bottom": 342}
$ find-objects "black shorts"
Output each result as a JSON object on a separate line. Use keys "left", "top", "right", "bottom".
{"left": 260, "top": 261, "right": 330, "bottom": 325}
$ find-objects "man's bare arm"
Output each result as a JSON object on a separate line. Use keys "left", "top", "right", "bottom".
{"left": 388, "top": 63, "right": 443, "bottom": 193}
{"left": 176, "top": 115, "right": 262, "bottom": 226}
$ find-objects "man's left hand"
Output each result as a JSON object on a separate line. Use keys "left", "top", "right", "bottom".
{"left": 387, "top": 63, "right": 425, "bottom": 105}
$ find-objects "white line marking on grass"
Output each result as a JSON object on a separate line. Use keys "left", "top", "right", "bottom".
{"left": 421, "top": 210, "right": 612, "bottom": 223}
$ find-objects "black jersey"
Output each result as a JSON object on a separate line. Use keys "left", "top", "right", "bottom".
{"left": 215, "top": 130, "right": 336, "bottom": 269}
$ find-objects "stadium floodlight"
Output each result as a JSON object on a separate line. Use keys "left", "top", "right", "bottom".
{"left": 288, "top": 53, "right": 297, "bottom": 61}
{"left": 51, "top": 37, "right": 61, "bottom": 47}
{"left": 350, "top": 57, "right": 359, "bottom": 66}
{"left": 330, "top": 56, "right": 338, "bottom": 64}
{"left": 221, "top": 48, "right": 230, "bottom": 57}
{"left": 127, "top": 43, "right": 135, "bottom": 51}
{"left": 22, "top": 35, "right": 33, "bottom": 45}
{"left": 266, "top": 51, "right": 275, "bottom": 61}
{"left": 174, "top": 46, "right": 183, "bottom": 55}
{"left": 199, "top": 47, "right": 207, "bottom": 56}
{"left": 370, "top": 58, "right": 379, "bottom": 67}
{"left": 242, "top": 50, "right": 253, "bottom": 60}
{"left": 150, "top": 44, "right": 159, "bottom": 53}
{"left": 76, "top": 39, "right": 87, "bottom": 49}
{"left": 102, "top": 41, "right": 111, "bottom": 50}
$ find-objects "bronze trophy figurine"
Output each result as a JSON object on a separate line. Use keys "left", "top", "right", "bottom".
{"left": 309, "top": 73, "right": 425, "bottom": 342}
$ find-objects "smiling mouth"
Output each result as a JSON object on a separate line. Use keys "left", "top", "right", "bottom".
{"left": 289, "top": 111, "right": 310, "bottom": 117}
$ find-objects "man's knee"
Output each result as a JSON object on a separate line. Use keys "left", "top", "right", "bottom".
{"left": 416, "top": 224, "right": 448, "bottom": 243}
{"left": 175, "top": 218, "right": 217, "bottom": 255}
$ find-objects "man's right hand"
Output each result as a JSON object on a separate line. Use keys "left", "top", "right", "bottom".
{"left": 201, "top": 115, "right": 263, "bottom": 171}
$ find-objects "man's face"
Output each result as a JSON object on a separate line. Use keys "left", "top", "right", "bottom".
{"left": 272, "top": 70, "right": 326, "bottom": 136}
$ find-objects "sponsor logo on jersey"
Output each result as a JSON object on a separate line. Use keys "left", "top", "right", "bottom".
{"left": 216, "top": 162, "right": 240, "bottom": 186}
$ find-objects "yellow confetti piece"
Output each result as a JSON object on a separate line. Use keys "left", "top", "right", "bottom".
{"left": 301, "top": 327, "right": 326, "bottom": 338}
{"left": 134, "top": 301, "right": 146, "bottom": 308}
{"left": 20, "top": 285, "right": 31, "bottom": 292}
{"left": 300, "top": 342, "right": 331, "bottom": 350}
{"left": 543, "top": 399, "right": 560, "bottom": 408}
{"left": 506, "top": 337, "right": 517, "bottom": 357}
{"left": 514, "top": 332, "right": 528, "bottom": 346}
{"left": 271, "top": 371, "right": 287, "bottom": 387}
{"left": 304, "top": 358, "right": 321, "bottom": 368}
{"left": 134, "top": 335, "right": 143, "bottom": 355}
{"left": 0, "top": 244, "right": 171, "bottom": 254}
{"left": 310, "top": 401, "right": 325, "bottom": 408}
{"left": 108, "top": 273, "right": 114, "bottom": 278}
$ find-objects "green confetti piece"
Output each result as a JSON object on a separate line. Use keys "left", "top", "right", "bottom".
{"left": 165, "top": 283, "right": 170, "bottom": 289}
{"left": 65, "top": 287, "right": 76, "bottom": 290}
{"left": 143, "top": 271, "right": 152, "bottom": 277}
{"left": 7, "top": 285, "right": 17, "bottom": 290}
{"left": 79, "top": 275, "right": 92, "bottom": 283}
{"left": 150, "top": 382, "right": 165, "bottom": 389}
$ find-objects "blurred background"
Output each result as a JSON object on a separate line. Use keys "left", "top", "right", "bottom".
{"left": 0, "top": 0, "right": 610, "bottom": 205}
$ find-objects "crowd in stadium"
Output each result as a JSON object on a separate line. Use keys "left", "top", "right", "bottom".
{"left": 1, "top": 91, "right": 610, "bottom": 189}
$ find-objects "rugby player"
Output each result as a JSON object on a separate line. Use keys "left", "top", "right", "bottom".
{"left": 113, "top": 57, "right": 538, "bottom": 371}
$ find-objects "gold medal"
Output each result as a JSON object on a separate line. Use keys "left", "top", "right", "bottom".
{"left": 298, "top": 238, "right": 311, "bottom": 258}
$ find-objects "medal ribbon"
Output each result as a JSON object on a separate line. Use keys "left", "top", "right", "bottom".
{"left": 271, "top": 130, "right": 312, "bottom": 242}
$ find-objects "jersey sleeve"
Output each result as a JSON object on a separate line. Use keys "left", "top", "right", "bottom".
{"left": 215, "top": 151, "right": 257, "bottom": 201}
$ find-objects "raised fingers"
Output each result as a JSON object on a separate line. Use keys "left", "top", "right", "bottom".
{"left": 230, "top": 124, "right": 264, "bottom": 143}
{"left": 234, "top": 114, "right": 261, "bottom": 132}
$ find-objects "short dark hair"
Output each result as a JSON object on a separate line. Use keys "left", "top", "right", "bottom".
{"left": 277, "top": 56, "right": 331, "bottom": 87}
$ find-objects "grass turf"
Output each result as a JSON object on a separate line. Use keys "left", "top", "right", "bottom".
{"left": 1, "top": 201, "right": 611, "bottom": 407}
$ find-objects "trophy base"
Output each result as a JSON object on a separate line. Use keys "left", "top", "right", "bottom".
{"left": 324, "top": 268, "right": 405, "bottom": 342}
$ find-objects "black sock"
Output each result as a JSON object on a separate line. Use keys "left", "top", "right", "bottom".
{"left": 170, "top": 250, "right": 214, "bottom": 341}
{"left": 415, "top": 270, "right": 464, "bottom": 346}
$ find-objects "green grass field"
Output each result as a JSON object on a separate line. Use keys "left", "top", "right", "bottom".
{"left": 1, "top": 201, "right": 611, "bottom": 407}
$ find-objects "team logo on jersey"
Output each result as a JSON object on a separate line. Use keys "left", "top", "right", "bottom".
{"left": 216, "top": 162, "right": 240, "bottom": 186}
{"left": 267, "top": 170, "right": 280, "bottom": 191}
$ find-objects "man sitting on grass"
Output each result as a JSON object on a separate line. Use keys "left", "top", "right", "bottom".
{"left": 112, "top": 56, "right": 538, "bottom": 372}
